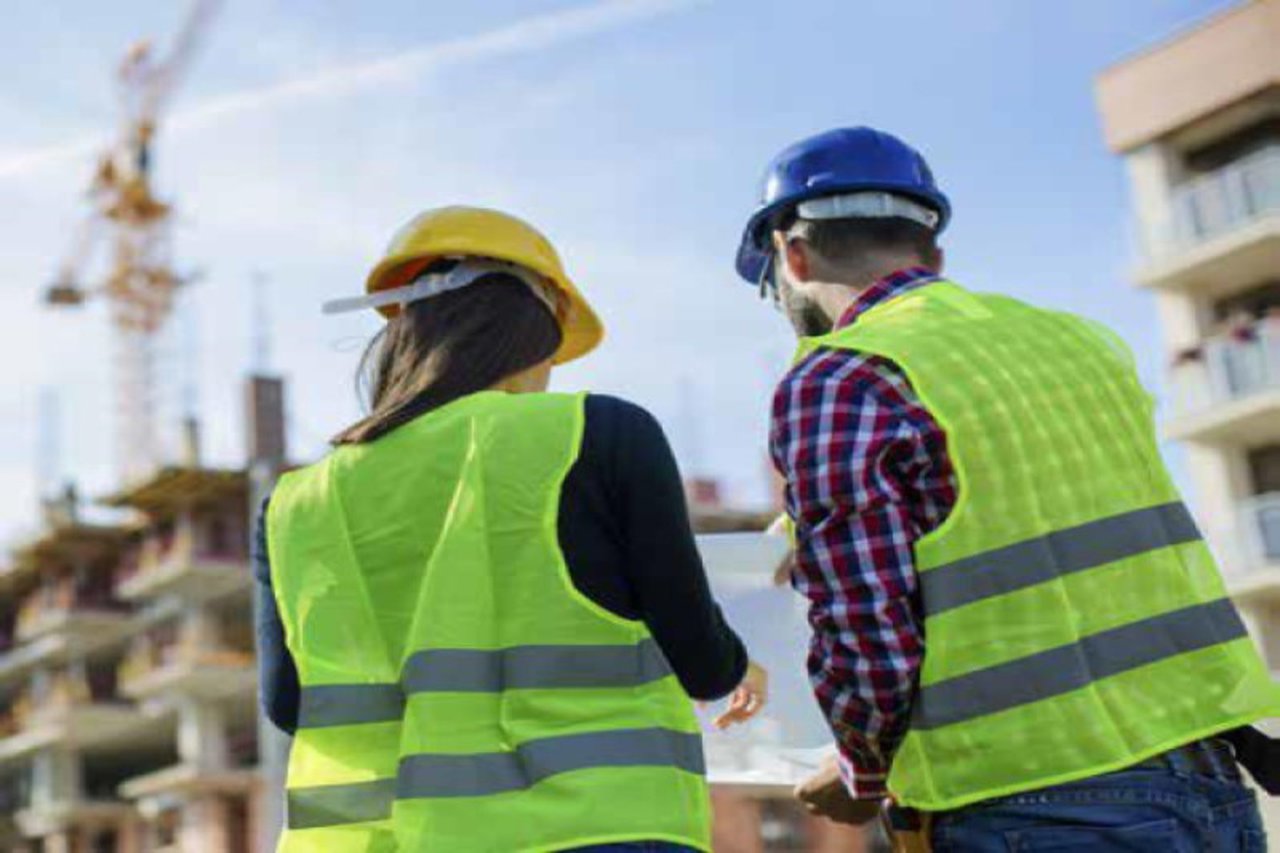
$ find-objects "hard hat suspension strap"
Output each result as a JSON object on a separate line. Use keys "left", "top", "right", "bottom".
{"left": 323, "top": 258, "right": 563, "bottom": 319}
{"left": 796, "top": 191, "right": 941, "bottom": 230}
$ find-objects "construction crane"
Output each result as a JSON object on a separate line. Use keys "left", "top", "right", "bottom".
{"left": 44, "top": 0, "right": 221, "bottom": 483}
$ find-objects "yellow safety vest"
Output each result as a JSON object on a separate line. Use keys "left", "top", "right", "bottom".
{"left": 797, "top": 281, "right": 1280, "bottom": 812}
{"left": 267, "top": 391, "right": 711, "bottom": 852}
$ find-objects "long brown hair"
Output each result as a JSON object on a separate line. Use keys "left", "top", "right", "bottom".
{"left": 332, "top": 263, "right": 563, "bottom": 444}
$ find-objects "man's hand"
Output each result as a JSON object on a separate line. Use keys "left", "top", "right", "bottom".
{"left": 794, "top": 755, "right": 882, "bottom": 826}
{"left": 713, "top": 662, "right": 768, "bottom": 729}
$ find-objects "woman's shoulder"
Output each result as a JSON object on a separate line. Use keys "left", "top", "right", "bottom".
{"left": 582, "top": 393, "right": 665, "bottom": 437}
{"left": 575, "top": 395, "right": 674, "bottom": 477}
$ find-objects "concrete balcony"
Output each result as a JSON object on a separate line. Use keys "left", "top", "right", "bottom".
{"left": 120, "top": 763, "right": 256, "bottom": 802}
{"left": 115, "top": 536, "right": 249, "bottom": 603}
{"left": 1166, "top": 320, "right": 1280, "bottom": 444}
{"left": 1136, "top": 149, "right": 1280, "bottom": 294}
{"left": 14, "top": 799, "right": 135, "bottom": 841}
{"left": 1217, "top": 493, "right": 1280, "bottom": 602}
{"left": 15, "top": 603, "right": 131, "bottom": 648}
{"left": 119, "top": 644, "right": 255, "bottom": 703}
{"left": 0, "top": 700, "right": 142, "bottom": 766}
{"left": 0, "top": 605, "right": 134, "bottom": 690}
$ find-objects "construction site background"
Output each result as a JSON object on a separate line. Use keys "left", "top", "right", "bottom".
{"left": 5, "top": 0, "right": 1280, "bottom": 850}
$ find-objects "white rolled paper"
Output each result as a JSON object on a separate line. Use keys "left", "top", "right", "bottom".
{"left": 695, "top": 532, "right": 837, "bottom": 789}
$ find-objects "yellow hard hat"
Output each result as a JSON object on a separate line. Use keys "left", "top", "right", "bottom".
{"left": 363, "top": 206, "right": 604, "bottom": 365}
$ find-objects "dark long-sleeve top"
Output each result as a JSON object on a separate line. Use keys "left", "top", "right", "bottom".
{"left": 255, "top": 394, "right": 748, "bottom": 734}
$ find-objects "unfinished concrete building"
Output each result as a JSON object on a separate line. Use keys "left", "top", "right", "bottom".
{"left": 0, "top": 465, "right": 259, "bottom": 852}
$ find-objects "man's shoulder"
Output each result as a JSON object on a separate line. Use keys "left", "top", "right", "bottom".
{"left": 778, "top": 345, "right": 904, "bottom": 398}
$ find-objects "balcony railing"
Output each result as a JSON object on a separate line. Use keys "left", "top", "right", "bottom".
{"left": 1144, "top": 147, "right": 1280, "bottom": 260}
{"left": 1245, "top": 493, "right": 1280, "bottom": 567}
{"left": 1217, "top": 493, "right": 1280, "bottom": 586}
{"left": 1169, "top": 317, "right": 1280, "bottom": 418}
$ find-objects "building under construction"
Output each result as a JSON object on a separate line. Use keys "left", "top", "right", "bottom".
{"left": 0, "top": 378, "right": 275, "bottom": 852}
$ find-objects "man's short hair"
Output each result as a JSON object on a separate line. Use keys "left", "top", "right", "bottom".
{"left": 783, "top": 215, "right": 939, "bottom": 267}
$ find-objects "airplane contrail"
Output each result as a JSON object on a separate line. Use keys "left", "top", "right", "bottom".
{"left": 0, "top": 0, "right": 703, "bottom": 180}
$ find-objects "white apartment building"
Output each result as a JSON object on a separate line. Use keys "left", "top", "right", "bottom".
{"left": 1096, "top": 0, "right": 1280, "bottom": 828}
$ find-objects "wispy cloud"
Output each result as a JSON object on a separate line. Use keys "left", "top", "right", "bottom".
{"left": 0, "top": 136, "right": 105, "bottom": 180}
{"left": 0, "top": 0, "right": 702, "bottom": 180}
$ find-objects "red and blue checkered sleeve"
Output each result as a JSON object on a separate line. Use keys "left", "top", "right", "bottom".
{"left": 770, "top": 347, "right": 955, "bottom": 800}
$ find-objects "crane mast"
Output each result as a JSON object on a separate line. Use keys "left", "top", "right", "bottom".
{"left": 45, "top": 0, "right": 220, "bottom": 483}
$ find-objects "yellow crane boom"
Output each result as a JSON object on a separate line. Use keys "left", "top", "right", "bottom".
{"left": 45, "top": 0, "right": 221, "bottom": 482}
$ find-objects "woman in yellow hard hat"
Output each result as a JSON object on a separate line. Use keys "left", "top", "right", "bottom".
{"left": 254, "top": 206, "right": 767, "bottom": 852}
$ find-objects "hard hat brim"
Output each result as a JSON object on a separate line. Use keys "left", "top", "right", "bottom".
{"left": 366, "top": 252, "right": 604, "bottom": 366}
{"left": 736, "top": 233, "right": 771, "bottom": 285}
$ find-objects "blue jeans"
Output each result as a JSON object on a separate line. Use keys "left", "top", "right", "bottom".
{"left": 563, "top": 840, "right": 696, "bottom": 845}
{"left": 931, "top": 763, "right": 1266, "bottom": 851}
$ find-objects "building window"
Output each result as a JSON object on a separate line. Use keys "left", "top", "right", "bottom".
{"left": 1249, "top": 446, "right": 1280, "bottom": 495}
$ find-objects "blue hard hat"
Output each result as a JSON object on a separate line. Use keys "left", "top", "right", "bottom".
{"left": 735, "top": 127, "right": 951, "bottom": 284}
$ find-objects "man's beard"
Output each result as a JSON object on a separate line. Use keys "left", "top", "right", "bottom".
{"left": 779, "top": 277, "right": 833, "bottom": 338}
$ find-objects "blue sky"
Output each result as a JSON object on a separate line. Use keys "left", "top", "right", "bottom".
{"left": 0, "top": 0, "right": 1231, "bottom": 542}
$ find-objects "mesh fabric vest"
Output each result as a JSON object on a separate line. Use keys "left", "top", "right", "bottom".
{"left": 267, "top": 391, "right": 711, "bottom": 852}
{"left": 797, "top": 281, "right": 1280, "bottom": 812}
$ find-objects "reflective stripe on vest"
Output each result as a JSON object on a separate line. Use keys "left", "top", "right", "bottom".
{"left": 288, "top": 779, "right": 397, "bottom": 831}
{"left": 288, "top": 638, "right": 683, "bottom": 829}
{"left": 287, "top": 727, "right": 704, "bottom": 830}
{"left": 397, "top": 728, "right": 705, "bottom": 799}
{"left": 296, "top": 639, "right": 673, "bottom": 729}
{"left": 919, "top": 502, "right": 1201, "bottom": 617}
{"left": 913, "top": 598, "right": 1247, "bottom": 730}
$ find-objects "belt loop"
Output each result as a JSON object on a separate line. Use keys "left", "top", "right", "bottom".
{"left": 1206, "top": 739, "right": 1233, "bottom": 782}
{"left": 1164, "top": 745, "right": 1193, "bottom": 779}
{"left": 1199, "top": 740, "right": 1221, "bottom": 780}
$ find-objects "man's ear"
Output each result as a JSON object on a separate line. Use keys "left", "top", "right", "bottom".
{"left": 772, "top": 230, "right": 812, "bottom": 283}
{"left": 920, "top": 242, "right": 945, "bottom": 274}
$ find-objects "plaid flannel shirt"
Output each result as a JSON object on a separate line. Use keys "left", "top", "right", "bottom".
{"left": 770, "top": 267, "right": 958, "bottom": 799}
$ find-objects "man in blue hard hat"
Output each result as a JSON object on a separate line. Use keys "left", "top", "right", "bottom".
{"left": 741, "top": 127, "right": 1276, "bottom": 849}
